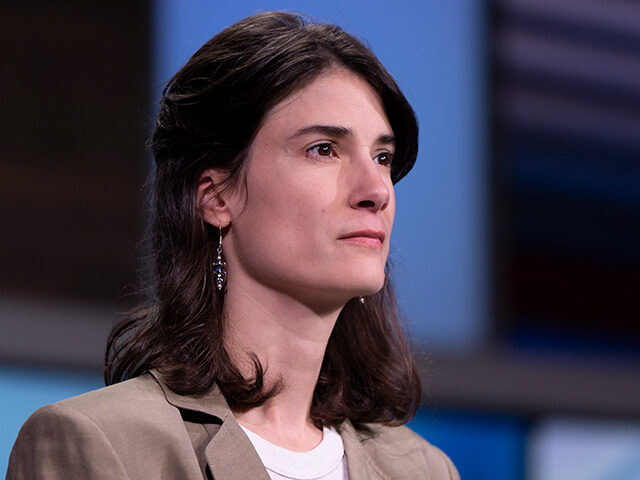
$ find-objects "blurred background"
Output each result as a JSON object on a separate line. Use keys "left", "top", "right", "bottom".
{"left": 2, "top": 1, "right": 639, "bottom": 478}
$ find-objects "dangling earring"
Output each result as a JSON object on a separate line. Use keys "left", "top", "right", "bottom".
{"left": 358, "top": 296, "right": 365, "bottom": 304}
{"left": 214, "top": 226, "right": 226, "bottom": 291}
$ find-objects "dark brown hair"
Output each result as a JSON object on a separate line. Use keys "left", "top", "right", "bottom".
{"left": 105, "top": 11, "right": 421, "bottom": 428}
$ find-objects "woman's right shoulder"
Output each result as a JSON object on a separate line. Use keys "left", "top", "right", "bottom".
{"left": 6, "top": 373, "right": 189, "bottom": 480}
{"left": 14, "top": 372, "right": 180, "bottom": 444}
{"left": 42, "top": 372, "right": 169, "bottom": 422}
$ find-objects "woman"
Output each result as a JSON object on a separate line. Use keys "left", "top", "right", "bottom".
{"left": 8, "top": 11, "right": 459, "bottom": 480}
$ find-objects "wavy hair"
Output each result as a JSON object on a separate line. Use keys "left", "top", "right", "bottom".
{"left": 105, "top": 11, "right": 421, "bottom": 428}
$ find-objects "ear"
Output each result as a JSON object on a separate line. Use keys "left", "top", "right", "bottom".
{"left": 197, "top": 168, "right": 233, "bottom": 228}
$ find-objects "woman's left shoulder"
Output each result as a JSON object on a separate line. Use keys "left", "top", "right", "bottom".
{"left": 355, "top": 423, "right": 460, "bottom": 480}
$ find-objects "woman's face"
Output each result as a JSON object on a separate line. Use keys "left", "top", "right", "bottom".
{"left": 222, "top": 67, "right": 395, "bottom": 307}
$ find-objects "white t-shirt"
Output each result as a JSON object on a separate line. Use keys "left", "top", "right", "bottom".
{"left": 240, "top": 425, "right": 349, "bottom": 480}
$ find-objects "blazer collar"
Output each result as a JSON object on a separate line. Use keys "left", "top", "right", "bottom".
{"left": 149, "top": 369, "right": 232, "bottom": 421}
{"left": 149, "top": 369, "right": 376, "bottom": 479}
{"left": 149, "top": 369, "right": 271, "bottom": 480}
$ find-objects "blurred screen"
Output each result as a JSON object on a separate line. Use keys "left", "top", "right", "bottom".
{"left": 491, "top": 0, "right": 640, "bottom": 355}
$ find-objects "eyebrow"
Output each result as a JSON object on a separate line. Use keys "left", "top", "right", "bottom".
{"left": 288, "top": 124, "right": 395, "bottom": 146}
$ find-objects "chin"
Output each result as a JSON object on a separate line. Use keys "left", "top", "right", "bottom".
{"left": 312, "top": 264, "right": 386, "bottom": 301}
{"left": 350, "top": 274, "right": 386, "bottom": 297}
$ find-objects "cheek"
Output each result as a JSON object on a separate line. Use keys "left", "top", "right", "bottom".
{"left": 277, "top": 187, "right": 333, "bottom": 250}
{"left": 383, "top": 184, "right": 396, "bottom": 233}
{"left": 228, "top": 184, "right": 338, "bottom": 288}
{"left": 236, "top": 173, "right": 335, "bottom": 253}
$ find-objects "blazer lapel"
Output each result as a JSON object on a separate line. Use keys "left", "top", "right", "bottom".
{"left": 149, "top": 370, "right": 270, "bottom": 480}
{"left": 340, "top": 421, "right": 376, "bottom": 480}
{"left": 204, "top": 415, "right": 270, "bottom": 480}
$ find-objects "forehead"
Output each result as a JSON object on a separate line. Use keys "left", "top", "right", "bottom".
{"left": 260, "top": 67, "right": 392, "bottom": 136}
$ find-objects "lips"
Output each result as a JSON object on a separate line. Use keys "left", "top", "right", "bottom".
{"left": 339, "top": 229, "right": 386, "bottom": 243}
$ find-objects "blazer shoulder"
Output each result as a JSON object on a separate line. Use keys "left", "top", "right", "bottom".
{"left": 50, "top": 373, "right": 190, "bottom": 450}
{"left": 8, "top": 374, "right": 202, "bottom": 480}
{"left": 55, "top": 373, "right": 169, "bottom": 421}
{"left": 8, "top": 402, "right": 129, "bottom": 479}
{"left": 357, "top": 423, "right": 460, "bottom": 480}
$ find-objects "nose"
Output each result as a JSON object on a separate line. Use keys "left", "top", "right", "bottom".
{"left": 347, "top": 154, "right": 391, "bottom": 212}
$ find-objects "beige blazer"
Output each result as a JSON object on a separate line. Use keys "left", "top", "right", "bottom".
{"left": 7, "top": 370, "right": 459, "bottom": 479}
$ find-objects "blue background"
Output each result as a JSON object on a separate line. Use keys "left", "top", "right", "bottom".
{"left": 152, "top": 0, "right": 489, "bottom": 351}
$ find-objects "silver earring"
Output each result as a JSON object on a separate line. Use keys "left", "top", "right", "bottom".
{"left": 214, "top": 227, "right": 226, "bottom": 291}
{"left": 358, "top": 296, "right": 365, "bottom": 304}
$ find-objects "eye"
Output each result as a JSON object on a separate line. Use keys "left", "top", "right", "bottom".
{"left": 374, "top": 151, "right": 394, "bottom": 167}
{"left": 307, "top": 142, "right": 336, "bottom": 158}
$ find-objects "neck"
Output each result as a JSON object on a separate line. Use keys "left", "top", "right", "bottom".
{"left": 223, "top": 274, "right": 344, "bottom": 451}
